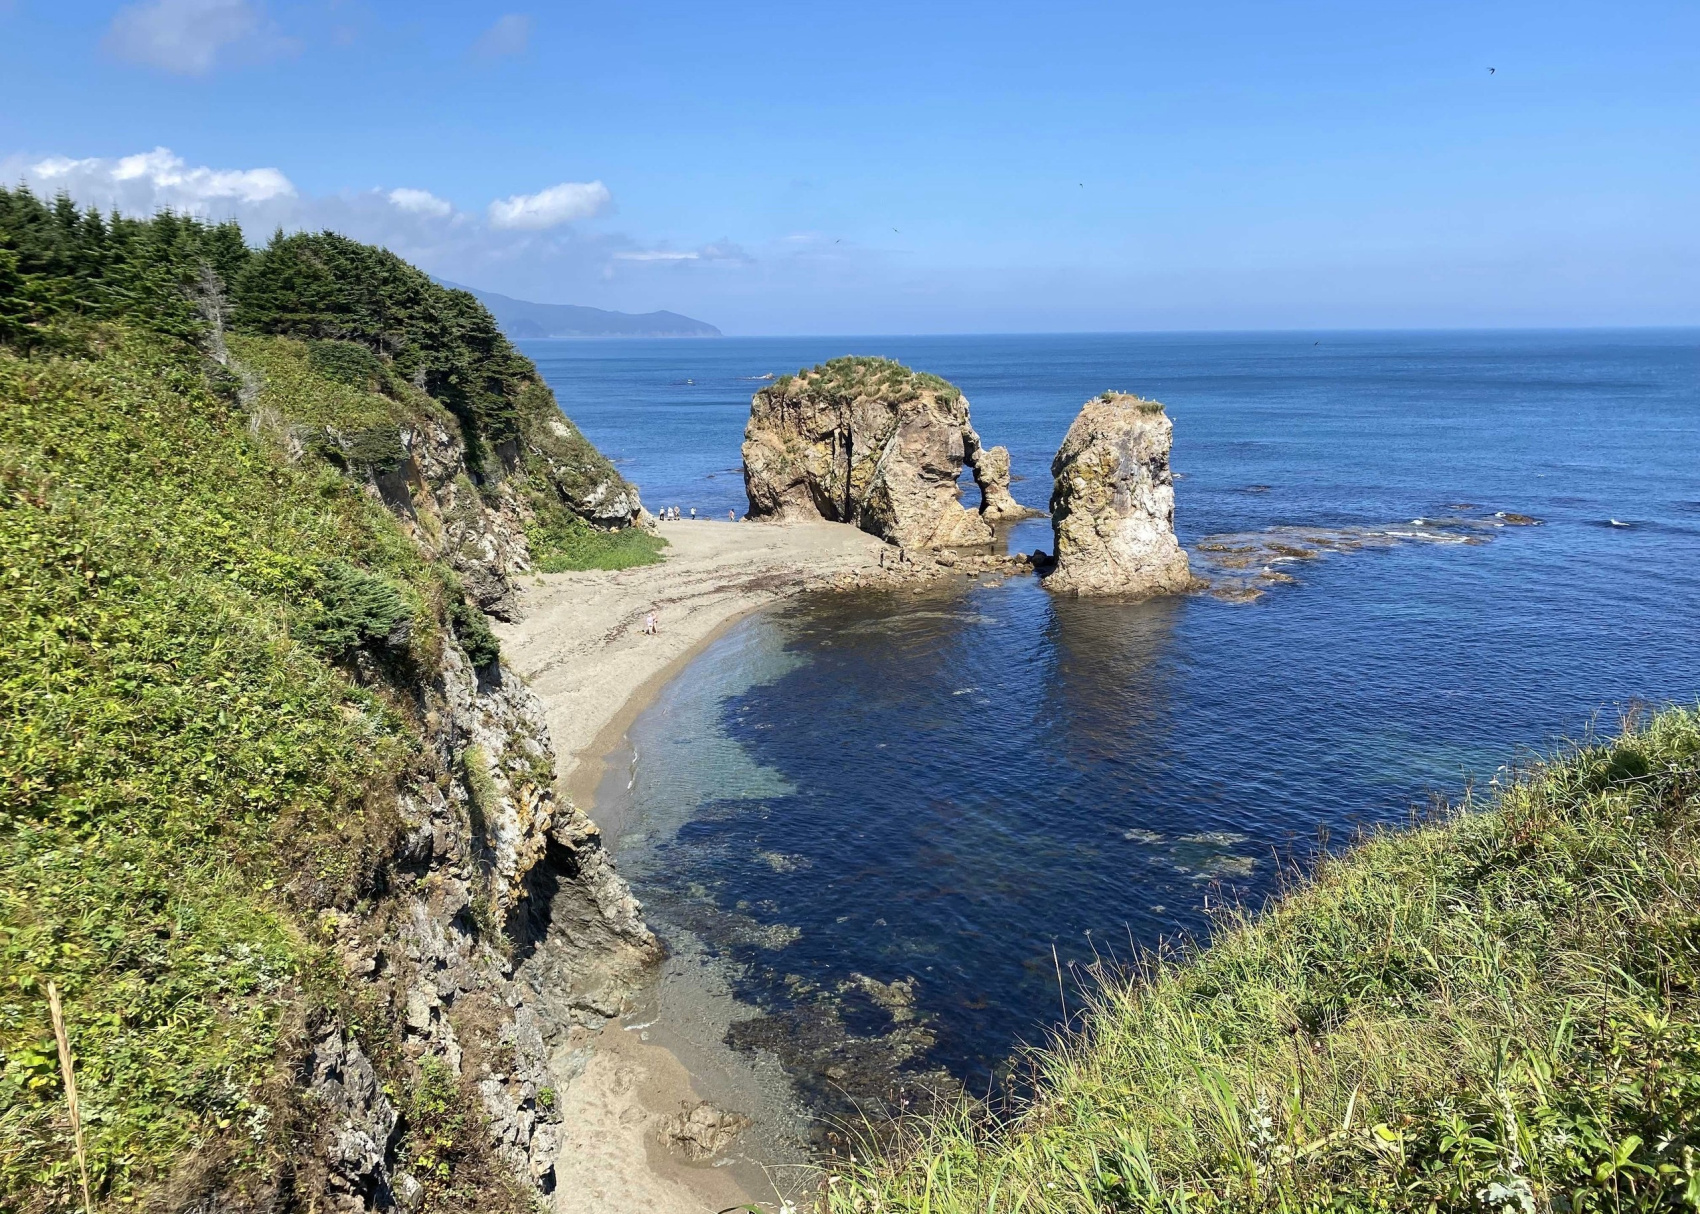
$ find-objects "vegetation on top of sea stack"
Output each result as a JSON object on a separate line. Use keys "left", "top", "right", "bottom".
{"left": 830, "top": 706, "right": 1700, "bottom": 1213}
{"left": 771, "top": 355, "right": 964, "bottom": 407}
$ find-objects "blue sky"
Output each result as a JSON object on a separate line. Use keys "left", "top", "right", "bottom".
{"left": 2, "top": 0, "right": 1695, "bottom": 333}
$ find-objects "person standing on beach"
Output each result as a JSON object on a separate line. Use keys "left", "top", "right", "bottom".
{"left": 642, "top": 608, "right": 658, "bottom": 635}
{"left": 728, "top": 509, "right": 735, "bottom": 521}
{"left": 690, "top": 507, "right": 697, "bottom": 520}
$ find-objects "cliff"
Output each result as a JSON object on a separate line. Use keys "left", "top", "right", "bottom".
{"left": 1044, "top": 392, "right": 1198, "bottom": 597}
{"left": 0, "top": 189, "right": 656, "bottom": 1213}
{"left": 741, "top": 356, "right": 1025, "bottom": 549}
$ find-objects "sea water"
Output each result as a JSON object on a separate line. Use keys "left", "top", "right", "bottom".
{"left": 522, "top": 331, "right": 1700, "bottom": 1108}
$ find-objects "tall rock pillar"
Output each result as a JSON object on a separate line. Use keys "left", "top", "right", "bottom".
{"left": 1044, "top": 392, "right": 1198, "bottom": 597}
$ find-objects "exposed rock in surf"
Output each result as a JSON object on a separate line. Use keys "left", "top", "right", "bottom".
{"left": 742, "top": 357, "right": 1019, "bottom": 549}
{"left": 1191, "top": 511, "right": 1542, "bottom": 601}
{"left": 1044, "top": 393, "right": 1198, "bottom": 598}
{"left": 968, "top": 441, "right": 1039, "bottom": 523}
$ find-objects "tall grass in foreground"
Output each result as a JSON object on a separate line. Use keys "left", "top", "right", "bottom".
{"left": 829, "top": 707, "right": 1700, "bottom": 1213}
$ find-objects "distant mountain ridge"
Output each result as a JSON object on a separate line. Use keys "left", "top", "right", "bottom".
{"left": 440, "top": 280, "right": 721, "bottom": 338}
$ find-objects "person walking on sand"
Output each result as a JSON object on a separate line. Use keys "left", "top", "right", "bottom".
{"left": 642, "top": 608, "right": 658, "bottom": 636}
{"left": 690, "top": 506, "right": 697, "bottom": 521}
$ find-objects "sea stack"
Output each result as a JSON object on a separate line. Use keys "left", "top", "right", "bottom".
{"left": 969, "top": 442, "right": 1038, "bottom": 522}
{"left": 743, "top": 356, "right": 1011, "bottom": 549}
{"left": 1044, "top": 392, "right": 1197, "bottom": 597}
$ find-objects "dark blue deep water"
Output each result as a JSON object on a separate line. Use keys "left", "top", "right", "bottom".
{"left": 523, "top": 332, "right": 1700, "bottom": 1107}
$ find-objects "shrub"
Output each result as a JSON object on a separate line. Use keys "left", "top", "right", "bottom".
{"left": 300, "top": 560, "right": 414, "bottom": 658}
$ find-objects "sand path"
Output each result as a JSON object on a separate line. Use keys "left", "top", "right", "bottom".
{"left": 494, "top": 519, "right": 888, "bottom": 1214}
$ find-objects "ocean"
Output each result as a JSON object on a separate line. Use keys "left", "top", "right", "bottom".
{"left": 521, "top": 330, "right": 1700, "bottom": 1110}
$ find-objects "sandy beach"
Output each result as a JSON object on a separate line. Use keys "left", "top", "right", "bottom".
{"left": 494, "top": 518, "right": 889, "bottom": 1214}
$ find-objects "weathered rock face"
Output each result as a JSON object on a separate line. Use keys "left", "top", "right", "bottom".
{"left": 742, "top": 357, "right": 1008, "bottom": 549}
{"left": 287, "top": 384, "right": 642, "bottom": 622}
{"left": 1045, "top": 393, "right": 1198, "bottom": 597}
{"left": 253, "top": 362, "right": 657, "bottom": 1207}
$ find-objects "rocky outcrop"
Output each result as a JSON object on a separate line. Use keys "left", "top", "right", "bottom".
{"left": 1044, "top": 392, "right": 1198, "bottom": 597}
{"left": 743, "top": 357, "right": 1021, "bottom": 549}
{"left": 250, "top": 355, "right": 659, "bottom": 1207}
{"left": 968, "top": 441, "right": 1036, "bottom": 523}
{"left": 287, "top": 382, "right": 642, "bottom": 622}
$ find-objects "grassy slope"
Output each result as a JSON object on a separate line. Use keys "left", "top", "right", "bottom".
{"left": 0, "top": 325, "right": 523, "bottom": 1211}
{"left": 832, "top": 709, "right": 1700, "bottom": 1213}
{"left": 524, "top": 512, "right": 668, "bottom": 572}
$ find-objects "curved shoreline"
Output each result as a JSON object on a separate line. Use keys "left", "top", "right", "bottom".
{"left": 494, "top": 518, "right": 889, "bottom": 1214}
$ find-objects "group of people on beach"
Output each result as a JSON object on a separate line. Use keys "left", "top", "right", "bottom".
{"left": 658, "top": 505, "right": 741, "bottom": 522}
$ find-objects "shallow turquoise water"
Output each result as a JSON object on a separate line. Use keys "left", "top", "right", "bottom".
{"left": 525, "top": 331, "right": 1700, "bottom": 1108}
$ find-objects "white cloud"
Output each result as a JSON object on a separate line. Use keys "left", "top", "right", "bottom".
{"left": 4, "top": 146, "right": 757, "bottom": 323}
{"left": 26, "top": 147, "right": 296, "bottom": 216}
{"left": 613, "top": 240, "right": 751, "bottom": 265}
{"left": 388, "top": 187, "right": 453, "bottom": 218}
{"left": 488, "top": 180, "right": 610, "bottom": 230}
{"left": 103, "top": 0, "right": 292, "bottom": 75}
{"left": 471, "top": 13, "right": 531, "bottom": 61}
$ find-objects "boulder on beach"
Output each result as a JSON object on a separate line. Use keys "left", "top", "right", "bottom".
{"left": 1044, "top": 392, "right": 1199, "bottom": 597}
{"left": 742, "top": 357, "right": 1020, "bottom": 549}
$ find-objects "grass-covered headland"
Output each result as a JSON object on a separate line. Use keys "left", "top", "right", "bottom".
{"left": 0, "top": 188, "right": 652, "bottom": 1210}
{"left": 833, "top": 707, "right": 1700, "bottom": 1213}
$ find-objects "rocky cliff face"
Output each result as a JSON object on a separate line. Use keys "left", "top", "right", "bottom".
{"left": 296, "top": 385, "right": 642, "bottom": 623}
{"left": 742, "top": 357, "right": 1015, "bottom": 549}
{"left": 303, "top": 637, "right": 656, "bottom": 1209}
{"left": 1045, "top": 392, "right": 1198, "bottom": 597}
{"left": 242, "top": 350, "right": 659, "bottom": 1209}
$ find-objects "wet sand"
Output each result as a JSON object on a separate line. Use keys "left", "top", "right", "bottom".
{"left": 494, "top": 519, "right": 888, "bottom": 1214}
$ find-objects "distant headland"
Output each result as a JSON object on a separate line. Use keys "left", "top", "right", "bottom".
{"left": 439, "top": 280, "right": 722, "bottom": 338}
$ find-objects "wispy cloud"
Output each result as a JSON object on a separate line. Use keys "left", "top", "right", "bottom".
{"left": 471, "top": 13, "right": 531, "bottom": 61}
{"left": 103, "top": 0, "right": 295, "bottom": 75}
{"left": 613, "top": 241, "right": 752, "bottom": 264}
{"left": 488, "top": 180, "right": 610, "bottom": 230}
{"left": 388, "top": 187, "right": 454, "bottom": 218}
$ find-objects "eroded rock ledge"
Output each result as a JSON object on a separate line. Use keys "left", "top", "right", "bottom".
{"left": 742, "top": 356, "right": 1034, "bottom": 550}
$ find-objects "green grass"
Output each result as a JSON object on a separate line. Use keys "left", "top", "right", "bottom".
{"left": 829, "top": 707, "right": 1700, "bottom": 1213}
{"left": 526, "top": 512, "right": 667, "bottom": 572}
{"left": 770, "top": 356, "right": 964, "bottom": 408}
{"left": 0, "top": 323, "right": 520, "bottom": 1213}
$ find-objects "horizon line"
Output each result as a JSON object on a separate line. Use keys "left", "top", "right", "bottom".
{"left": 512, "top": 323, "right": 1700, "bottom": 340}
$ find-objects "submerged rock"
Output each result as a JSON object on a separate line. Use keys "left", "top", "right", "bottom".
{"left": 1044, "top": 392, "right": 1198, "bottom": 597}
{"left": 742, "top": 357, "right": 1017, "bottom": 549}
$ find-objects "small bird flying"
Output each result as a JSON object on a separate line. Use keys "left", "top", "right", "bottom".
{"left": 1488, "top": 67, "right": 1496, "bottom": 74}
